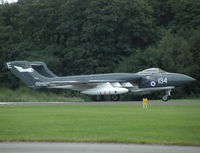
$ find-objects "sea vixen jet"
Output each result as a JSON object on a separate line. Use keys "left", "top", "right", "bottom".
{"left": 6, "top": 61, "right": 195, "bottom": 101}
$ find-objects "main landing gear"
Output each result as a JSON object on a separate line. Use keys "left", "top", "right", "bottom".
{"left": 162, "top": 89, "right": 171, "bottom": 102}
{"left": 95, "top": 95, "right": 105, "bottom": 101}
{"left": 94, "top": 95, "right": 120, "bottom": 101}
{"left": 110, "top": 95, "right": 120, "bottom": 101}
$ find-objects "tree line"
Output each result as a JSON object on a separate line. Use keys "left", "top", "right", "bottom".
{"left": 0, "top": 0, "right": 199, "bottom": 98}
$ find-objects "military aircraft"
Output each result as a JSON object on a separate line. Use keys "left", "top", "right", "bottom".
{"left": 6, "top": 61, "right": 195, "bottom": 101}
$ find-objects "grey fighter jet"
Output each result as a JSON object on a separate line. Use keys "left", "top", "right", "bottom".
{"left": 6, "top": 61, "right": 195, "bottom": 101}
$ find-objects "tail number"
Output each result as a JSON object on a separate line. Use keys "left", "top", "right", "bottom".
{"left": 7, "top": 62, "right": 12, "bottom": 69}
{"left": 158, "top": 78, "right": 167, "bottom": 84}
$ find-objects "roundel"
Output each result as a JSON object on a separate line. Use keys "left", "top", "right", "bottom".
{"left": 150, "top": 81, "right": 156, "bottom": 87}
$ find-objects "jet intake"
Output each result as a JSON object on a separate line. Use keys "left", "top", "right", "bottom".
{"left": 121, "top": 82, "right": 133, "bottom": 88}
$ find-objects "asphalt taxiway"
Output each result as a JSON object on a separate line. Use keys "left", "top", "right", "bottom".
{"left": 0, "top": 101, "right": 199, "bottom": 105}
{"left": 0, "top": 142, "right": 200, "bottom": 153}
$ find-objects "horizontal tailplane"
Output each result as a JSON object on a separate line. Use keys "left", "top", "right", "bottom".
{"left": 6, "top": 61, "right": 55, "bottom": 88}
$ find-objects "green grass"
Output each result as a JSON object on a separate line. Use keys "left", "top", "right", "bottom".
{"left": 0, "top": 87, "right": 84, "bottom": 102}
{"left": 0, "top": 104, "right": 200, "bottom": 145}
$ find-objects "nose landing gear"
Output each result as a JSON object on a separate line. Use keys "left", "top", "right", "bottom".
{"left": 162, "top": 90, "right": 171, "bottom": 102}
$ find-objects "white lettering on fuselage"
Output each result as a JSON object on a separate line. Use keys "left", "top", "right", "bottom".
{"left": 158, "top": 78, "right": 167, "bottom": 84}
{"left": 7, "top": 62, "right": 12, "bottom": 69}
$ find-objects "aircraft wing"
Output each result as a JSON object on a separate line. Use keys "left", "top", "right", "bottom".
{"left": 52, "top": 79, "right": 126, "bottom": 84}
{"left": 35, "top": 80, "right": 126, "bottom": 87}
{"left": 35, "top": 74, "right": 141, "bottom": 87}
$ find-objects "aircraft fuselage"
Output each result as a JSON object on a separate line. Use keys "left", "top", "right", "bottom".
{"left": 6, "top": 61, "right": 195, "bottom": 101}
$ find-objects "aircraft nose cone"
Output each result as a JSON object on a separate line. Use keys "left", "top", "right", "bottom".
{"left": 180, "top": 74, "right": 195, "bottom": 84}
{"left": 188, "top": 76, "right": 196, "bottom": 82}
{"left": 184, "top": 75, "right": 195, "bottom": 82}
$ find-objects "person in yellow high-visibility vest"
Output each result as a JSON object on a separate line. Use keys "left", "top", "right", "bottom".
{"left": 143, "top": 98, "right": 148, "bottom": 109}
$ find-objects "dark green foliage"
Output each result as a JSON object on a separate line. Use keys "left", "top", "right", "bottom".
{"left": 147, "top": 0, "right": 200, "bottom": 29}
{"left": 0, "top": 0, "right": 199, "bottom": 98}
{"left": 54, "top": 0, "right": 155, "bottom": 74}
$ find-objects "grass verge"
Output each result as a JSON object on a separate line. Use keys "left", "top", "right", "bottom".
{"left": 0, "top": 87, "right": 84, "bottom": 102}
{"left": 0, "top": 104, "right": 200, "bottom": 145}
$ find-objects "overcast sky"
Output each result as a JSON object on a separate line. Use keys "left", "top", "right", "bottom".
{"left": 1, "top": 0, "right": 18, "bottom": 4}
{"left": 8, "top": 0, "right": 18, "bottom": 3}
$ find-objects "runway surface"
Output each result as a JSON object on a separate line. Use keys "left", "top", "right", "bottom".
{"left": 0, "top": 142, "right": 200, "bottom": 153}
{"left": 0, "top": 101, "right": 199, "bottom": 105}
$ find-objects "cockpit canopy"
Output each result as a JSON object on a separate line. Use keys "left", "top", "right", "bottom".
{"left": 138, "top": 68, "right": 167, "bottom": 74}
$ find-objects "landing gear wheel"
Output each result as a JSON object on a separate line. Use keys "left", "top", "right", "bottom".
{"left": 111, "top": 95, "right": 120, "bottom": 101}
{"left": 162, "top": 95, "right": 169, "bottom": 102}
{"left": 162, "top": 89, "right": 171, "bottom": 102}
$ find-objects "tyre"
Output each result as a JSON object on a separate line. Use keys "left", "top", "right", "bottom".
{"left": 110, "top": 95, "right": 120, "bottom": 101}
{"left": 162, "top": 95, "right": 168, "bottom": 102}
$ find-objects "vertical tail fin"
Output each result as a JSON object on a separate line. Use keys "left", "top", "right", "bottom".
{"left": 6, "top": 61, "right": 55, "bottom": 88}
